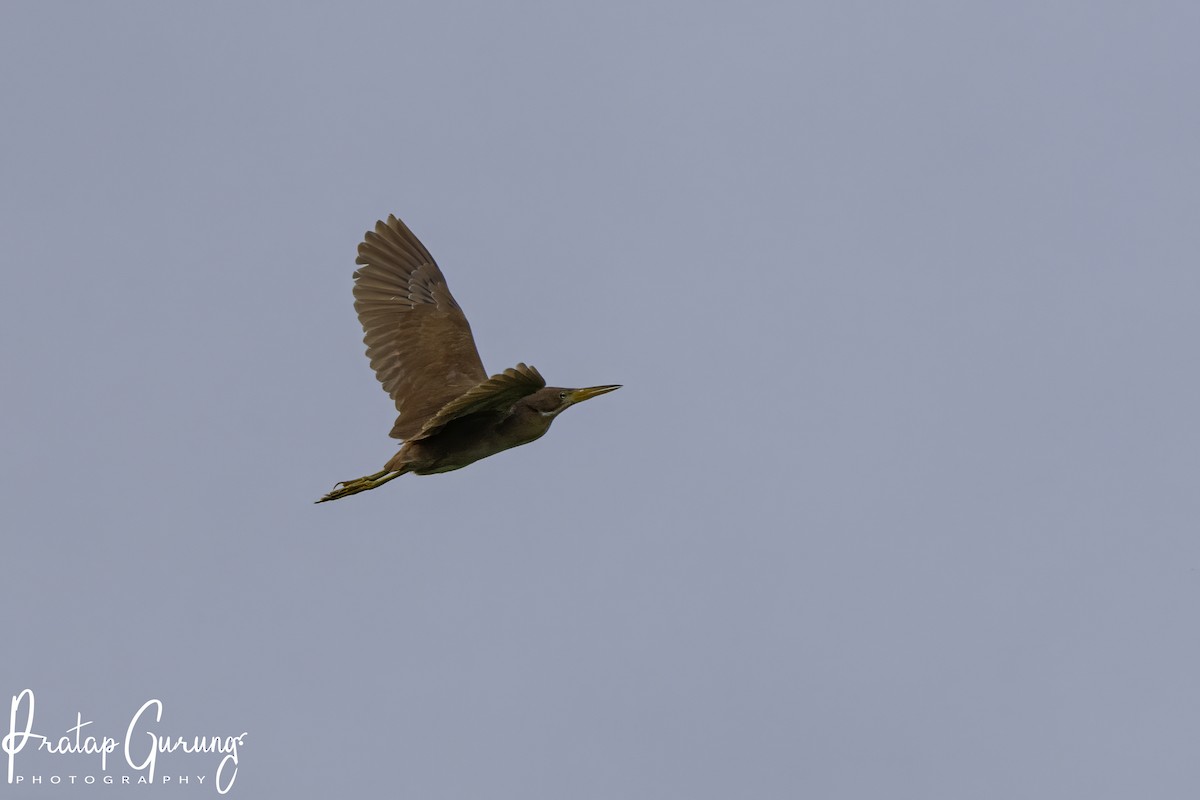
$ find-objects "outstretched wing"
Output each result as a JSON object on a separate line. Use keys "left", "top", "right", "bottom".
{"left": 410, "top": 363, "right": 545, "bottom": 442}
{"left": 352, "top": 215, "right": 489, "bottom": 440}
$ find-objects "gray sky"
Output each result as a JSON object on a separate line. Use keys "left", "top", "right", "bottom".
{"left": 3, "top": 2, "right": 1199, "bottom": 797}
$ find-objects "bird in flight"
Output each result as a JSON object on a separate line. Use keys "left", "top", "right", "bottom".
{"left": 317, "top": 215, "right": 620, "bottom": 502}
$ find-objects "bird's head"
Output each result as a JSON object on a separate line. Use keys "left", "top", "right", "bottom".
{"left": 525, "top": 384, "right": 621, "bottom": 419}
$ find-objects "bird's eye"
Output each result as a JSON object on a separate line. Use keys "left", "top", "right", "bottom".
{"left": 559, "top": 391, "right": 567, "bottom": 400}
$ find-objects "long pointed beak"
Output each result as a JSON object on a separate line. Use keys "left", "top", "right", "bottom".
{"left": 567, "top": 384, "right": 621, "bottom": 405}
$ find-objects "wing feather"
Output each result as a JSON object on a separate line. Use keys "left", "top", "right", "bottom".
{"left": 410, "top": 363, "right": 546, "bottom": 442}
{"left": 351, "top": 215, "right": 489, "bottom": 440}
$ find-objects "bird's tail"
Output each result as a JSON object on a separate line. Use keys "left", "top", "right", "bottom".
{"left": 315, "top": 467, "right": 407, "bottom": 503}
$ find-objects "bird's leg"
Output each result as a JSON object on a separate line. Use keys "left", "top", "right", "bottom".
{"left": 336, "top": 469, "right": 390, "bottom": 488}
{"left": 315, "top": 469, "right": 404, "bottom": 503}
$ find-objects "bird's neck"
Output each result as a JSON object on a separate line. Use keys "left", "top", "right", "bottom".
{"left": 498, "top": 406, "right": 555, "bottom": 447}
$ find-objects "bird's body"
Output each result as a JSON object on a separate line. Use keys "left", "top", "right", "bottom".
{"left": 317, "top": 215, "right": 618, "bottom": 502}
{"left": 385, "top": 394, "right": 554, "bottom": 475}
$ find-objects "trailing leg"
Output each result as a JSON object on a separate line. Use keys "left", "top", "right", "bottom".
{"left": 315, "top": 468, "right": 406, "bottom": 503}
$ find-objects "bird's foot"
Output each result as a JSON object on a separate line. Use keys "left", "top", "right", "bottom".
{"left": 315, "top": 470, "right": 399, "bottom": 503}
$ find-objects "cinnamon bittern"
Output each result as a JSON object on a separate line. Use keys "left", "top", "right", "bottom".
{"left": 317, "top": 215, "right": 620, "bottom": 503}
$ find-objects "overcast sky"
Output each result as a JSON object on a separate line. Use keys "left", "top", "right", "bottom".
{"left": 3, "top": 2, "right": 1199, "bottom": 798}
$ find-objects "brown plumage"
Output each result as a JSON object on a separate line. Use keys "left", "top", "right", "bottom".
{"left": 317, "top": 215, "right": 619, "bottom": 502}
